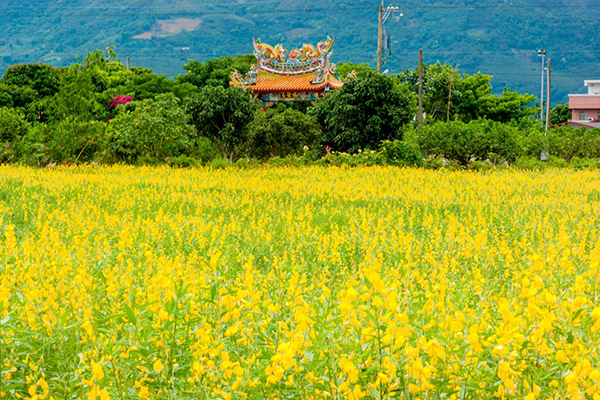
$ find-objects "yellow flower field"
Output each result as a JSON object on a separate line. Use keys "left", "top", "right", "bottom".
{"left": 1, "top": 165, "right": 600, "bottom": 400}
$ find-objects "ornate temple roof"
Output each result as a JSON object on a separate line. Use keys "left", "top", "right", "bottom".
{"left": 247, "top": 72, "right": 342, "bottom": 93}
{"left": 230, "top": 37, "right": 343, "bottom": 94}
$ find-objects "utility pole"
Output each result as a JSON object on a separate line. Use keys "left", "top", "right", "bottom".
{"left": 377, "top": 2, "right": 383, "bottom": 73}
{"left": 376, "top": 2, "right": 402, "bottom": 73}
{"left": 538, "top": 50, "right": 546, "bottom": 122}
{"left": 546, "top": 59, "right": 551, "bottom": 131}
{"left": 418, "top": 49, "right": 423, "bottom": 132}
{"left": 126, "top": 56, "right": 130, "bottom": 71}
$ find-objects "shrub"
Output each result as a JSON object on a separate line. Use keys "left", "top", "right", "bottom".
{"left": 188, "top": 136, "right": 219, "bottom": 165}
{"left": 379, "top": 140, "right": 423, "bottom": 167}
{"left": 422, "top": 156, "right": 445, "bottom": 170}
{"left": 267, "top": 155, "right": 302, "bottom": 168}
{"left": 570, "top": 157, "right": 600, "bottom": 169}
{"left": 168, "top": 155, "right": 198, "bottom": 168}
{"left": 313, "top": 150, "right": 387, "bottom": 167}
{"left": 15, "top": 120, "right": 106, "bottom": 165}
{"left": 107, "top": 93, "right": 195, "bottom": 163}
{"left": 235, "top": 158, "right": 250, "bottom": 169}
{"left": 515, "top": 127, "right": 545, "bottom": 158}
{"left": 187, "top": 86, "right": 257, "bottom": 162}
{"left": 469, "top": 160, "right": 495, "bottom": 171}
{"left": 418, "top": 119, "right": 519, "bottom": 166}
{"left": 547, "top": 126, "right": 600, "bottom": 162}
{"left": 248, "top": 108, "right": 322, "bottom": 159}
{"left": 0, "top": 107, "right": 30, "bottom": 143}
{"left": 514, "top": 156, "right": 547, "bottom": 170}
{"left": 210, "top": 158, "right": 230, "bottom": 169}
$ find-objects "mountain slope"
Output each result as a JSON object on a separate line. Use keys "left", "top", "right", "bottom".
{"left": 1, "top": 0, "right": 599, "bottom": 103}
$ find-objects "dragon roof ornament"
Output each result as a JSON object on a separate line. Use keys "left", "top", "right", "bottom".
{"left": 253, "top": 37, "right": 336, "bottom": 75}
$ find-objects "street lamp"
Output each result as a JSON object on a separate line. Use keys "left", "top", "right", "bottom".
{"left": 538, "top": 49, "right": 547, "bottom": 123}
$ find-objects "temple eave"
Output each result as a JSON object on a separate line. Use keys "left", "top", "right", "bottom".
{"left": 230, "top": 37, "right": 342, "bottom": 105}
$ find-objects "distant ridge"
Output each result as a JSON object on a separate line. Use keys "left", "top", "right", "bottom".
{"left": 1, "top": 0, "right": 599, "bottom": 102}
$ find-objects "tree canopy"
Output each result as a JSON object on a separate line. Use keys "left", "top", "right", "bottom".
{"left": 187, "top": 86, "right": 257, "bottom": 161}
{"left": 397, "top": 63, "right": 537, "bottom": 124}
{"left": 309, "top": 70, "right": 416, "bottom": 152}
{"left": 177, "top": 55, "right": 256, "bottom": 89}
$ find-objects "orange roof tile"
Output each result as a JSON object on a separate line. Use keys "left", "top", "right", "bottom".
{"left": 233, "top": 72, "right": 342, "bottom": 93}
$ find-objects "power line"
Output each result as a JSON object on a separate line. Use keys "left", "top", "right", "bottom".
{"left": 0, "top": 6, "right": 374, "bottom": 18}
{"left": 1, "top": 3, "right": 600, "bottom": 18}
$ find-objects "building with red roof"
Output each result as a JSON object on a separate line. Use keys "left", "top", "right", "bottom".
{"left": 568, "top": 80, "right": 600, "bottom": 126}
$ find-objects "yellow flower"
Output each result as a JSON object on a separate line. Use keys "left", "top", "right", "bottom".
{"left": 138, "top": 385, "right": 149, "bottom": 399}
{"left": 91, "top": 361, "right": 104, "bottom": 381}
{"left": 153, "top": 359, "right": 164, "bottom": 372}
{"left": 225, "top": 325, "right": 238, "bottom": 337}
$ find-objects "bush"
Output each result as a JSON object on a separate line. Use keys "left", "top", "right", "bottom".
{"left": 423, "top": 156, "right": 445, "bottom": 170}
{"left": 515, "top": 127, "right": 545, "bottom": 158}
{"left": 379, "top": 140, "right": 423, "bottom": 167}
{"left": 168, "top": 155, "right": 198, "bottom": 168}
{"left": 513, "top": 156, "right": 547, "bottom": 170}
{"left": 210, "top": 158, "right": 230, "bottom": 169}
{"left": 547, "top": 126, "right": 600, "bottom": 162}
{"left": 418, "top": 119, "right": 520, "bottom": 166}
{"left": 469, "top": 160, "right": 495, "bottom": 171}
{"left": 313, "top": 150, "right": 386, "bottom": 167}
{"left": 188, "top": 136, "right": 219, "bottom": 165}
{"left": 187, "top": 86, "right": 257, "bottom": 162}
{"left": 235, "top": 158, "right": 250, "bottom": 169}
{"left": 248, "top": 108, "right": 322, "bottom": 159}
{"left": 0, "top": 107, "right": 30, "bottom": 163}
{"left": 513, "top": 155, "right": 570, "bottom": 169}
{"left": 267, "top": 155, "right": 303, "bottom": 168}
{"left": 570, "top": 157, "right": 600, "bottom": 169}
{"left": 107, "top": 93, "right": 195, "bottom": 163}
{"left": 15, "top": 120, "right": 106, "bottom": 165}
{"left": 0, "top": 107, "right": 30, "bottom": 143}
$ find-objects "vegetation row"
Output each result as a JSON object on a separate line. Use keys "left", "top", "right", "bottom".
{"left": 0, "top": 49, "right": 595, "bottom": 170}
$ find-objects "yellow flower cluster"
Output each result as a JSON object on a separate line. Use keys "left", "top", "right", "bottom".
{"left": 1, "top": 165, "right": 600, "bottom": 399}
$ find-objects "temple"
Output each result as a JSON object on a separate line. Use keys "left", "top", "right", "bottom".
{"left": 230, "top": 37, "right": 343, "bottom": 108}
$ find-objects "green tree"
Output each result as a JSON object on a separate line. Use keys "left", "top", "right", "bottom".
{"left": 550, "top": 103, "right": 572, "bottom": 125}
{"left": 14, "top": 119, "right": 107, "bottom": 165}
{"left": 397, "top": 63, "right": 462, "bottom": 122}
{"left": 309, "top": 70, "right": 416, "bottom": 153}
{"left": 0, "top": 83, "right": 38, "bottom": 110}
{"left": 187, "top": 86, "right": 257, "bottom": 162}
{"left": 2, "top": 63, "right": 62, "bottom": 98}
{"left": 418, "top": 119, "right": 520, "bottom": 166}
{"left": 177, "top": 55, "right": 256, "bottom": 89}
{"left": 547, "top": 125, "right": 600, "bottom": 162}
{"left": 335, "top": 62, "right": 374, "bottom": 80}
{"left": 0, "top": 107, "right": 29, "bottom": 143}
{"left": 487, "top": 88, "right": 537, "bottom": 123}
{"left": 120, "top": 72, "right": 197, "bottom": 101}
{"left": 398, "top": 63, "right": 536, "bottom": 123}
{"left": 452, "top": 73, "right": 497, "bottom": 122}
{"left": 248, "top": 107, "right": 322, "bottom": 159}
{"left": 48, "top": 65, "right": 103, "bottom": 123}
{"left": 108, "top": 93, "right": 195, "bottom": 163}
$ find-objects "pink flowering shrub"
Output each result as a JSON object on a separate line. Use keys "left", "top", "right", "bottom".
{"left": 110, "top": 95, "right": 134, "bottom": 108}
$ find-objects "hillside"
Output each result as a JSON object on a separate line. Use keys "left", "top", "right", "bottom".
{"left": 1, "top": 0, "right": 599, "bottom": 103}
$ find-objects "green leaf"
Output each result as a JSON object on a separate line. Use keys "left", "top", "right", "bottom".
{"left": 210, "top": 284, "right": 217, "bottom": 302}
{"left": 124, "top": 303, "right": 136, "bottom": 325}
